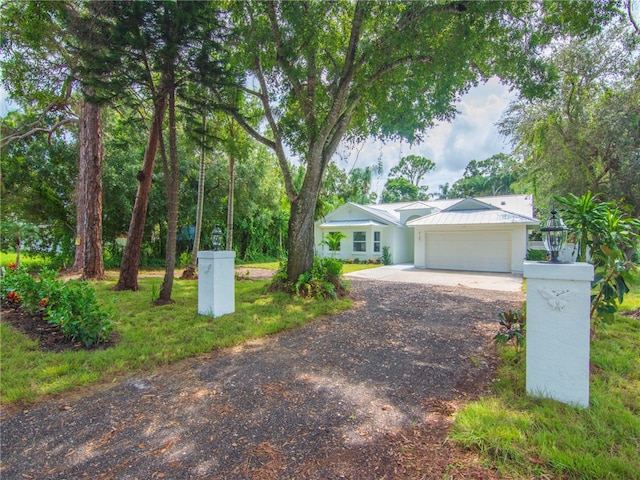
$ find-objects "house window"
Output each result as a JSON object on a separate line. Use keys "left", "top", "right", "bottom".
{"left": 373, "top": 231, "right": 381, "bottom": 253}
{"left": 353, "top": 231, "right": 366, "bottom": 252}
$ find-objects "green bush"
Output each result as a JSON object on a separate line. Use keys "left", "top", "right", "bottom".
{"left": 382, "top": 246, "right": 392, "bottom": 265}
{"left": 526, "top": 249, "right": 548, "bottom": 261}
{"left": 271, "top": 257, "right": 349, "bottom": 299}
{"left": 1, "top": 266, "right": 114, "bottom": 346}
{"left": 295, "top": 257, "right": 347, "bottom": 299}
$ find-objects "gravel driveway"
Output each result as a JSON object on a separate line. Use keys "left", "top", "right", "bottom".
{"left": 1, "top": 279, "right": 524, "bottom": 479}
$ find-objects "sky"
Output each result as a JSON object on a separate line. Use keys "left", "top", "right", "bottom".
{"left": 1, "top": 76, "right": 517, "bottom": 198}
{"left": 333, "top": 76, "right": 518, "bottom": 198}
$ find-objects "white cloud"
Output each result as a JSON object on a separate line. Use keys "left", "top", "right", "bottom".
{"left": 0, "top": 86, "right": 19, "bottom": 117}
{"left": 338, "top": 76, "right": 516, "bottom": 198}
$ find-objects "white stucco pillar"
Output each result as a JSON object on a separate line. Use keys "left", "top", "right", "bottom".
{"left": 523, "top": 261, "right": 594, "bottom": 408}
{"left": 197, "top": 250, "right": 236, "bottom": 317}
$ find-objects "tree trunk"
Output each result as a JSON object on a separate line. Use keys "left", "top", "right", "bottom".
{"left": 157, "top": 89, "right": 179, "bottom": 304}
{"left": 80, "top": 100, "right": 105, "bottom": 280}
{"left": 114, "top": 91, "right": 168, "bottom": 291}
{"left": 226, "top": 152, "right": 235, "bottom": 251}
{"left": 286, "top": 186, "right": 320, "bottom": 282}
{"left": 15, "top": 238, "right": 21, "bottom": 270}
{"left": 181, "top": 111, "right": 207, "bottom": 280}
{"left": 72, "top": 105, "right": 88, "bottom": 273}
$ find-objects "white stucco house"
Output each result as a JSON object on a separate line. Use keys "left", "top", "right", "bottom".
{"left": 314, "top": 194, "right": 539, "bottom": 274}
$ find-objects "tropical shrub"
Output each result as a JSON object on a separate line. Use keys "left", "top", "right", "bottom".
{"left": 381, "top": 246, "right": 392, "bottom": 265}
{"left": 556, "top": 192, "right": 640, "bottom": 333}
{"left": 0, "top": 266, "right": 114, "bottom": 346}
{"left": 494, "top": 309, "right": 526, "bottom": 354}
{"left": 526, "top": 248, "right": 547, "bottom": 261}
{"left": 318, "top": 232, "right": 347, "bottom": 257}
{"left": 271, "top": 257, "right": 348, "bottom": 299}
{"left": 44, "top": 281, "right": 114, "bottom": 346}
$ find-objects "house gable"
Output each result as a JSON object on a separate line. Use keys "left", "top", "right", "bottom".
{"left": 444, "top": 198, "right": 499, "bottom": 212}
{"left": 407, "top": 196, "right": 539, "bottom": 228}
{"left": 396, "top": 201, "right": 435, "bottom": 224}
{"left": 319, "top": 202, "right": 400, "bottom": 227}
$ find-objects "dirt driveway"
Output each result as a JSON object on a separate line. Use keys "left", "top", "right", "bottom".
{"left": 1, "top": 279, "right": 524, "bottom": 479}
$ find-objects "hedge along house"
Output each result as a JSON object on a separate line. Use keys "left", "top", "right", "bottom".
{"left": 315, "top": 194, "right": 539, "bottom": 274}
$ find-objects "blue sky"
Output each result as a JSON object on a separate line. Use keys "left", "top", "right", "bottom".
{"left": 335, "top": 76, "right": 517, "bottom": 198}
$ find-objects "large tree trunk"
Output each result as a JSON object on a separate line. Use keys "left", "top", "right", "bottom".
{"left": 157, "top": 89, "right": 179, "bottom": 304}
{"left": 72, "top": 99, "right": 105, "bottom": 279}
{"left": 80, "top": 100, "right": 105, "bottom": 280}
{"left": 114, "top": 91, "right": 168, "bottom": 291}
{"left": 285, "top": 141, "right": 333, "bottom": 282}
{"left": 72, "top": 132, "right": 87, "bottom": 273}
{"left": 286, "top": 185, "right": 320, "bottom": 282}
{"left": 181, "top": 111, "right": 207, "bottom": 280}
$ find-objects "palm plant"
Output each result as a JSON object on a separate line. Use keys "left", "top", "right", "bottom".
{"left": 319, "top": 232, "right": 347, "bottom": 257}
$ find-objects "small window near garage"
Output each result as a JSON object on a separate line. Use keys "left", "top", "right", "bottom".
{"left": 353, "top": 231, "right": 366, "bottom": 252}
{"left": 373, "top": 231, "right": 381, "bottom": 253}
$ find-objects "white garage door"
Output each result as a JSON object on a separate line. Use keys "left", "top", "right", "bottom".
{"left": 425, "top": 231, "right": 511, "bottom": 273}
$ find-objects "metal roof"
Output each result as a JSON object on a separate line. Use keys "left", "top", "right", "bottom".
{"left": 396, "top": 201, "right": 432, "bottom": 211}
{"left": 355, "top": 204, "right": 402, "bottom": 225}
{"left": 317, "top": 195, "right": 536, "bottom": 228}
{"left": 407, "top": 209, "right": 539, "bottom": 227}
{"left": 318, "top": 219, "right": 388, "bottom": 228}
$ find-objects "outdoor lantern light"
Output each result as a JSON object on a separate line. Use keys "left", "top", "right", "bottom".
{"left": 540, "top": 207, "right": 568, "bottom": 263}
{"left": 211, "top": 225, "right": 223, "bottom": 251}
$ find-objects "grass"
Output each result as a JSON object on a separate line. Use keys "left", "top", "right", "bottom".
{"left": 235, "top": 260, "right": 280, "bottom": 270}
{"left": 0, "top": 251, "right": 49, "bottom": 272}
{"left": 232, "top": 259, "right": 382, "bottom": 274}
{"left": 450, "top": 279, "right": 640, "bottom": 479}
{"left": 341, "top": 262, "right": 382, "bottom": 274}
{"left": 1, "top": 268, "right": 352, "bottom": 406}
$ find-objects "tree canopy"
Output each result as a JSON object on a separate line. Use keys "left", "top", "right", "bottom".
{"left": 1, "top": 0, "right": 628, "bottom": 288}
{"left": 499, "top": 20, "right": 639, "bottom": 214}
{"left": 448, "top": 153, "right": 525, "bottom": 198}
{"left": 381, "top": 154, "right": 434, "bottom": 202}
{"left": 230, "top": 0, "right": 620, "bottom": 281}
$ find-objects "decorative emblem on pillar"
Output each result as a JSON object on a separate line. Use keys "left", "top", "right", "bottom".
{"left": 538, "top": 286, "right": 573, "bottom": 311}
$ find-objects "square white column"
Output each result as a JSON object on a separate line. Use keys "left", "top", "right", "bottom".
{"left": 197, "top": 250, "right": 236, "bottom": 317}
{"left": 523, "top": 261, "right": 594, "bottom": 407}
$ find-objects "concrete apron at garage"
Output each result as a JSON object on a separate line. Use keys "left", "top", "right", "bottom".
{"left": 345, "top": 264, "right": 524, "bottom": 293}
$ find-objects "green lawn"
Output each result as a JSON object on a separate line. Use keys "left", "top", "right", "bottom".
{"left": 0, "top": 251, "right": 49, "bottom": 271}
{"left": 341, "top": 262, "right": 383, "bottom": 273}
{"left": 1, "top": 268, "right": 352, "bottom": 406}
{"left": 4, "top": 254, "right": 637, "bottom": 478}
{"left": 234, "top": 259, "right": 383, "bottom": 274}
{"left": 450, "top": 278, "right": 640, "bottom": 479}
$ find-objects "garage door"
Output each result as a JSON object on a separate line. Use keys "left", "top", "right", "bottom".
{"left": 425, "top": 231, "right": 511, "bottom": 273}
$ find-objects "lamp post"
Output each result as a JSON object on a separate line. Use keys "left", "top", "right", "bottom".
{"left": 198, "top": 224, "right": 235, "bottom": 317}
{"left": 211, "top": 225, "right": 223, "bottom": 252}
{"left": 540, "top": 207, "right": 568, "bottom": 263}
{"left": 524, "top": 207, "right": 593, "bottom": 407}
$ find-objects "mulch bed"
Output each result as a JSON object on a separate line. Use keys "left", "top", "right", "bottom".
{"left": 1, "top": 279, "right": 524, "bottom": 479}
{"left": 1, "top": 302, "right": 119, "bottom": 352}
{"left": 621, "top": 308, "right": 640, "bottom": 320}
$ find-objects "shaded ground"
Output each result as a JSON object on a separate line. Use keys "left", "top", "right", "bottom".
{"left": 1, "top": 279, "right": 524, "bottom": 479}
